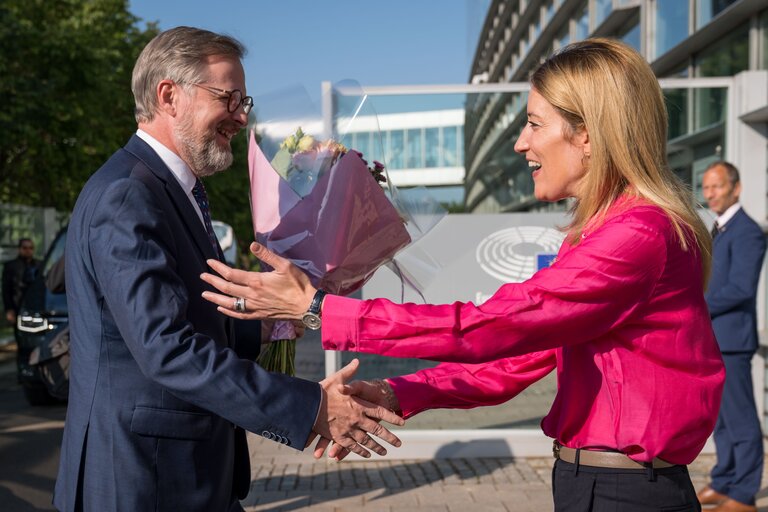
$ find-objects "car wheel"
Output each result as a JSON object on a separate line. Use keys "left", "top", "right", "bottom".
{"left": 22, "top": 383, "right": 57, "bottom": 406}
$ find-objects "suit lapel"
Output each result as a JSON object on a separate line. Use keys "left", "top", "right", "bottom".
{"left": 124, "top": 136, "right": 220, "bottom": 262}
{"left": 714, "top": 208, "right": 746, "bottom": 250}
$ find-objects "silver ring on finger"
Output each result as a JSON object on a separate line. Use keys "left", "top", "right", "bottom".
{"left": 234, "top": 297, "right": 246, "bottom": 312}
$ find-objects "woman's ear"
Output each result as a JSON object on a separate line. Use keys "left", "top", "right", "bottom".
{"left": 576, "top": 126, "right": 590, "bottom": 156}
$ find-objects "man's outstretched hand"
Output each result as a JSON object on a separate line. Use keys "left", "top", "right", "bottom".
{"left": 310, "top": 359, "right": 404, "bottom": 459}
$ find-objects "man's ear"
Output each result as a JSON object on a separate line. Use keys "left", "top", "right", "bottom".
{"left": 157, "top": 79, "right": 177, "bottom": 116}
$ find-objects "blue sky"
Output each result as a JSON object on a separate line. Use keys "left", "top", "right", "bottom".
{"left": 128, "top": 1, "right": 490, "bottom": 101}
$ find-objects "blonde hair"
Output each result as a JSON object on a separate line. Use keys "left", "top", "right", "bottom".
{"left": 531, "top": 38, "right": 711, "bottom": 285}
{"left": 132, "top": 26, "right": 246, "bottom": 123}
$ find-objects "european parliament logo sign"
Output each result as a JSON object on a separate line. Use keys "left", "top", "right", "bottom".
{"left": 475, "top": 226, "right": 563, "bottom": 283}
{"left": 363, "top": 212, "right": 569, "bottom": 305}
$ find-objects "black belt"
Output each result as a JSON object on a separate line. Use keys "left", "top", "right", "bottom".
{"left": 553, "top": 441, "right": 675, "bottom": 470}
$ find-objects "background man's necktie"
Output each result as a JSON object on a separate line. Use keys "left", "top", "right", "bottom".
{"left": 191, "top": 178, "right": 223, "bottom": 257}
{"left": 711, "top": 221, "right": 720, "bottom": 239}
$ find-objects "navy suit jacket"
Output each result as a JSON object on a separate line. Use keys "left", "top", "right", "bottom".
{"left": 706, "top": 207, "right": 766, "bottom": 353}
{"left": 54, "top": 136, "right": 321, "bottom": 511}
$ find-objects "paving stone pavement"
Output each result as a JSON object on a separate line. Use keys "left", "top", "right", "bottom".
{"left": 242, "top": 335, "right": 768, "bottom": 511}
{"left": 243, "top": 434, "right": 768, "bottom": 512}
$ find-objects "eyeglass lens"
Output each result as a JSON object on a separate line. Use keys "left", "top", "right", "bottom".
{"left": 226, "top": 90, "right": 253, "bottom": 114}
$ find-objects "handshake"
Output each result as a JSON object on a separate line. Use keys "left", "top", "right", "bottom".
{"left": 309, "top": 358, "right": 403, "bottom": 461}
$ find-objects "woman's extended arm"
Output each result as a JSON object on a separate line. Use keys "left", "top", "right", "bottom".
{"left": 201, "top": 207, "right": 672, "bottom": 364}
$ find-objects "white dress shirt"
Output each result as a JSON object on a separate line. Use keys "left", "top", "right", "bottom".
{"left": 136, "top": 129, "right": 207, "bottom": 229}
{"left": 715, "top": 202, "right": 741, "bottom": 231}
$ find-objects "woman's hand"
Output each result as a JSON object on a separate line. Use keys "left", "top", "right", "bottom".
{"left": 201, "top": 242, "right": 316, "bottom": 321}
{"left": 311, "top": 359, "right": 404, "bottom": 459}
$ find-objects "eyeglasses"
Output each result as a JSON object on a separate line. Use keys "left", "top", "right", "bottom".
{"left": 192, "top": 83, "right": 253, "bottom": 114}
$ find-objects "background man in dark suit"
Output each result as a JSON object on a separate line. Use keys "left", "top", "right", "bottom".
{"left": 697, "top": 161, "right": 766, "bottom": 512}
{"left": 2, "top": 238, "right": 39, "bottom": 324}
{"left": 54, "top": 27, "right": 402, "bottom": 512}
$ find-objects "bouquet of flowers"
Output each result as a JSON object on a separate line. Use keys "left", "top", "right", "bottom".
{"left": 248, "top": 83, "right": 444, "bottom": 374}
{"left": 251, "top": 126, "right": 407, "bottom": 373}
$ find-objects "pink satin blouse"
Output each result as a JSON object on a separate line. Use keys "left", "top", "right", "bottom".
{"left": 322, "top": 199, "right": 725, "bottom": 465}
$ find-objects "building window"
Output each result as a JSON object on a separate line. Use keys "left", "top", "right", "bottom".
{"left": 655, "top": 0, "right": 689, "bottom": 58}
{"left": 663, "top": 62, "right": 690, "bottom": 78}
{"left": 443, "top": 126, "right": 459, "bottom": 167}
{"left": 457, "top": 126, "right": 464, "bottom": 166}
{"left": 595, "top": 0, "right": 612, "bottom": 27}
{"left": 619, "top": 13, "right": 641, "bottom": 52}
{"left": 574, "top": 1, "right": 589, "bottom": 41}
{"left": 425, "top": 128, "right": 440, "bottom": 167}
{"left": 544, "top": 0, "right": 555, "bottom": 25}
{"left": 695, "top": 22, "right": 749, "bottom": 76}
{"left": 353, "top": 132, "right": 371, "bottom": 162}
{"left": 555, "top": 22, "right": 570, "bottom": 49}
{"left": 694, "top": 23, "right": 748, "bottom": 130}
{"left": 406, "top": 128, "right": 423, "bottom": 168}
{"left": 388, "top": 130, "right": 404, "bottom": 169}
{"left": 696, "top": 0, "right": 739, "bottom": 30}
{"left": 664, "top": 88, "right": 689, "bottom": 140}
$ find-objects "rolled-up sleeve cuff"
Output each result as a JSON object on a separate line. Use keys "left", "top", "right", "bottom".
{"left": 387, "top": 375, "right": 436, "bottom": 420}
{"left": 321, "top": 295, "right": 363, "bottom": 351}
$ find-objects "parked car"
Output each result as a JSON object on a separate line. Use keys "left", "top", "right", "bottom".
{"left": 211, "top": 220, "right": 239, "bottom": 266}
{"left": 14, "top": 221, "right": 238, "bottom": 406}
{"left": 15, "top": 227, "right": 67, "bottom": 405}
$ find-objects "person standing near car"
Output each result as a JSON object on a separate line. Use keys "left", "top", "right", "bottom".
{"left": 2, "top": 238, "right": 40, "bottom": 325}
{"left": 54, "top": 26, "right": 402, "bottom": 512}
{"left": 697, "top": 161, "right": 766, "bottom": 512}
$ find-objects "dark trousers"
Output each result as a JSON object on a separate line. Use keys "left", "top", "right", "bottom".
{"left": 711, "top": 352, "right": 764, "bottom": 505}
{"left": 552, "top": 459, "right": 700, "bottom": 511}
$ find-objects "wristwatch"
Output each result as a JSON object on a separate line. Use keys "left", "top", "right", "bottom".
{"left": 302, "top": 289, "right": 327, "bottom": 330}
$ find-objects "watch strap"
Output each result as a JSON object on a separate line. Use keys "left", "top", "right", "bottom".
{"left": 308, "top": 289, "right": 327, "bottom": 315}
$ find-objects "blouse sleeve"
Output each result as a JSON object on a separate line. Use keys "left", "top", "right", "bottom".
{"left": 387, "top": 349, "right": 557, "bottom": 419}
{"left": 322, "top": 209, "right": 669, "bottom": 363}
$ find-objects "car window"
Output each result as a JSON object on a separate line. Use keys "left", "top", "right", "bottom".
{"left": 43, "top": 229, "right": 67, "bottom": 277}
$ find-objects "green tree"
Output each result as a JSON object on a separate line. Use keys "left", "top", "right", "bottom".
{"left": 0, "top": 1, "right": 259, "bottom": 261}
{"left": 0, "top": 0, "right": 158, "bottom": 211}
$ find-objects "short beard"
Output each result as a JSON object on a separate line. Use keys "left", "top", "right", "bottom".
{"left": 175, "top": 113, "right": 233, "bottom": 177}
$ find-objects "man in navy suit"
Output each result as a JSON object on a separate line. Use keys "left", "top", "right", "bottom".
{"left": 697, "top": 161, "right": 766, "bottom": 512}
{"left": 54, "top": 27, "right": 402, "bottom": 512}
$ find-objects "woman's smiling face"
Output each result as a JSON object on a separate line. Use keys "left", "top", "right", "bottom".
{"left": 513, "top": 88, "right": 590, "bottom": 202}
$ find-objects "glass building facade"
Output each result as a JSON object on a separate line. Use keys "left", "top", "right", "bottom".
{"left": 466, "top": 0, "right": 768, "bottom": 214}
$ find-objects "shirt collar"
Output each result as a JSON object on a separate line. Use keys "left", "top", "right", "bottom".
{"left": 715, "top": 202, "right": 741, "bottom": 228}
{"left": 136, "top": 129, "right": 197, "bottom": 194}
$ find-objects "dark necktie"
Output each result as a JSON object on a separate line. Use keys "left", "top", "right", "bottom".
{"left": 710, "top": 221, "right": 720, "bottom": 240}
{"left": 191, "top": 178, "right": 221, "bottom": 257}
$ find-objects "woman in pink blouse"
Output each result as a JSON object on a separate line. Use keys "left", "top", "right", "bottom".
{"left": 202, "top": 38, "right": 724, "bottom": 511}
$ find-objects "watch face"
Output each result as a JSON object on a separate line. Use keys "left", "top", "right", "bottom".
{"left": 302, "top": 312, "right": 321, "bottom": 330}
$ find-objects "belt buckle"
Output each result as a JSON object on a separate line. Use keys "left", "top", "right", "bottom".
{"left": 552, "top": 441, "right": 561, "bottom": 460}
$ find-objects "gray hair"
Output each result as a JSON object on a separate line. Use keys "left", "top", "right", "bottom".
{"left": 132, "top": 26, "right": 246, "bottom": 123}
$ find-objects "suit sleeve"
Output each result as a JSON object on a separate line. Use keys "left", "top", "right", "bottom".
{"left": 705, "top": 224, "right": 766, "bottom": 316}
{"left": 88, "top": 179, "right": 320, "bottom": 448}
{"left": 388, "top": 349, "right": 557, "bottom": 419}
{"left": 322, "top": 212, "right": 668, "bottom": 363}
{"left": 233, "top": 319, "right": 262, "bottom": 361}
